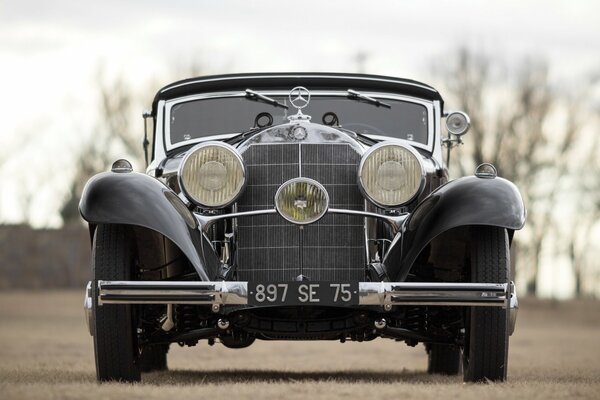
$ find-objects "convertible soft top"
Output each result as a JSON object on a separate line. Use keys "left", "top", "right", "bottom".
{"left": 152, "top": 72, "right": 444, "bottom": 114}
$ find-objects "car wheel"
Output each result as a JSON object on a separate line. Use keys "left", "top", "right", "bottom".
{"left": 427, "top": 344, "right": 461, "bottom": 375}
{"left": 92, "top": 224, "right": 141, "bottom": 382}
{"left": 139, "top": 344, "right": 169, "bottom": 372}
{"left": 462, "top": 226, "right": 510, "bottom": 382}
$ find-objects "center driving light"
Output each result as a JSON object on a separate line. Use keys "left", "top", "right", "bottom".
{"left": 274, "top": 178, "right": 329, "bottom": 225}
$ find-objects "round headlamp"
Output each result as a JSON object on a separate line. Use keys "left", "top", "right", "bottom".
{"left": 275, "top": 178, "right": 329, "bottom": 225}
{"left": 358, "top": 143, "right": 425, "bottom": 207}
{"left": 179, "top": 142, "right": 245, "bottom": 208}
{"left": 446, "top": 111, "right": 470, "bottom": 136}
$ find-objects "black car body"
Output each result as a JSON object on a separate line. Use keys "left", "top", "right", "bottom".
{"left": 81, "top": 73, "right": 525, "bottom": 382}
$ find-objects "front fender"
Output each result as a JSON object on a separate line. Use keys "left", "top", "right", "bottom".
{"left": 79, "top": 171, "right": 219, "bottom": 281}
{"left": 384, "top": 175, "right": 526, "bottom": 281}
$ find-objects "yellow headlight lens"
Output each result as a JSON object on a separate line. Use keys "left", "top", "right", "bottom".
{"left": 179, "top": 143, "right": 245, "bottom": 208}
{"left": 359, "top": 143, "right": 424, "bottom": 207}
{"left": 275, "top": 178, "right": 329, "bottom": 225}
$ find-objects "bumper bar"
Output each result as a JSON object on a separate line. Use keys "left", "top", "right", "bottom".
{"left": 94, "top": 280, "right": 511, "bottom": 307}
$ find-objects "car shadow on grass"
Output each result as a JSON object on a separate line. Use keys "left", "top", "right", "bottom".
{"left": 5, "top": 368, "right": 597, "bottom": 386}
{"left": 1, "top": 367, "right": 454, "bottom": 386}
{"left": 144, "top": 369, "right": 456, "bottom": 385}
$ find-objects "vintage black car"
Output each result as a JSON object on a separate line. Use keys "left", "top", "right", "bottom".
{"left": 81, "top": 73, "right": 525, "bottom": 383}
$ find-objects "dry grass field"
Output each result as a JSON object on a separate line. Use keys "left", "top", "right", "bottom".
{"left": 0, "top": 291, "right": 599, "bottom": 399}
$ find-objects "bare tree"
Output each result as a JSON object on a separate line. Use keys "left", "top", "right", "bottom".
{"left": 563, "top": 94, "right": 600, "bottom": 297}
{"left": 60, "top": 61, "right": 208, "bottom": 224}
{"left": 0, "top": 129, "right": 45, "bottom": 224}
{"left": 60, "top": 69, "right": 142, "bottom": 223}
{"left": 433, "top": 48, "right": 596, "bottom": 296}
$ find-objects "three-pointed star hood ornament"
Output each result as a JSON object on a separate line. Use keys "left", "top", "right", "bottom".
{"left": 288, "top": 86, "right": 312, "bottom": 121}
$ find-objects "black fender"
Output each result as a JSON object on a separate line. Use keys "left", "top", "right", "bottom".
{"left": 384, "top": 175, "right": 526, "bottom": 281}
{"left": 79, "top": 171, "right": 219, "bottom": 281}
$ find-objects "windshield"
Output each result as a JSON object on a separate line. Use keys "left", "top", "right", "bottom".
{"left": 168, "top": 94, "right": 430, "bottom": 147}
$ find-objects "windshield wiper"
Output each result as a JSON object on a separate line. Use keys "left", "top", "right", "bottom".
{"left": 245, "top": 89, "right": 288, "bottom": 109}
{"left": 347, "top": 89, "right": 391, "bottom": 109}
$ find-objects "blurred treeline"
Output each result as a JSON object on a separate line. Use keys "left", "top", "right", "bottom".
{"left": 1, "top": 49, "right": 598, "bottom": 297}
{"left": 0, "top": 224, "right": 90, "bottom": 289}
{"left": 431, "top": 48, "right": 599, "bottom": 297}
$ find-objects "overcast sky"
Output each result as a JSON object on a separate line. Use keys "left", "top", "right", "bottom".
{"left": 1, "top": 0, "right": 599, "bottom": 228}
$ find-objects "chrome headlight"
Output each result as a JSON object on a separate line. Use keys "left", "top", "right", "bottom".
{"left": 358, "top": 143, "right": 425, "bottom": 207}
{"left": 179, "top": 142, "right": 245, "bottom": 208}
{"left": 275, "top": 178, "right": 329, "bottom": 225}
{"left": 446, "top": 111, "right": 470, "bottom": 136}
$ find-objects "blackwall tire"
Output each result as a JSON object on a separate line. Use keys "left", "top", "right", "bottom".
{"left": 427, "top": 344, "right": 461, "bottom": 375}
{"left": 462, "top": 226, "right": 510, "bottom": 382}
{"left": 92, "top": 224, "right": 141, "bottom": 382}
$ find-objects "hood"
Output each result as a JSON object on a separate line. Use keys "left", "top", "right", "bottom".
{"left": 235, "top": 120, "right": 366, "bottom": 154}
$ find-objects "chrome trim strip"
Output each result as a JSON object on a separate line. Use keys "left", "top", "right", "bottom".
{"left": 84, "top": 281, "right": 94, "bottom": 336}
{"left": 150, "top": 100, "right": 167, "bottom": 167}
{"left": 432, "top": 100, "right": 444, "bottom": 163}
{"left": 194, "top": 208, "right": 407, "bottom": 234}
{"left": 358, "top": 282, "right": 508, "bottom": 306}
{"left": 329, "top": 209, "right": 407, "bottom": 234}
{"left": 195, "top": 209, "right": 277, "bottom": 233}
{"left": 98, "top": 280, "right": 248, "bottom": 305}
{"left": 298, "top": 142, "right": 302, "bottom": 177}
{"left": 509, "top": 281, "right": 518, "bottom": 335}
{"left": 96, "top": 281, "right": 508, "bottom": 307}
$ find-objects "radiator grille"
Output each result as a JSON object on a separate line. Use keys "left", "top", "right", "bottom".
{"left": 235, "top": 143, "right": 366, "bottom": 282}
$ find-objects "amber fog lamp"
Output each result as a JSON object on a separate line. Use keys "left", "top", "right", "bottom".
{"left": 446, "top": 111, "right": 470, "bottom": 136}
{"left": 275, "top": 178, "right": 329, "bottom": 225}
{"left": 358, "top": 143, "right": 425, "bottom": 207}
{"left": 179, "top": 142, "right": 245, "bottom": 208}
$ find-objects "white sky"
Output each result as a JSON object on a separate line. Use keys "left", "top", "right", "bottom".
{"left": 0, "top": 0, "right": 599, "bottom": 297}
{"left": 1, "top": 0, "right": 599, "bottom": 221}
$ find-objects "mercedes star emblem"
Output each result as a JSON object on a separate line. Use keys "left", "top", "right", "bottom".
{"left": 291, "top": 125, "right": 307, "bottom": 140}
{"left": 289, "top": 86, "right": 311, "bottom": 110}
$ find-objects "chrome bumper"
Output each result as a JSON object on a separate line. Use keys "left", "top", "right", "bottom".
{"left": 91, "top": 280, "right": 511, "bottom": 307}
{"left": 84, "top": 281, "right": 94, "bottom": 336}
{"left": 85, "top": 280, "right": 518, "bottom": 335}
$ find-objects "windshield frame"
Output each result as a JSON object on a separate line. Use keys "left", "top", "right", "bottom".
{"left": 162, "top": 90, "right": 436, "bottom": 153}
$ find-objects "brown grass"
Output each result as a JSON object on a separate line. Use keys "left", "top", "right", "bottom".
{"left": 1, "top": 291, "right": 599, "bottom": 399}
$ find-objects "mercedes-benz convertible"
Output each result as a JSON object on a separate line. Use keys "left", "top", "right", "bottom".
{"left": 81, "top": 73, "right": 525, "bottom": 382}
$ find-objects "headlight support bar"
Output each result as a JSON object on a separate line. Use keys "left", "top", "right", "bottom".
{"left": 194, "top": 208, "right": 408, "bottom": 234}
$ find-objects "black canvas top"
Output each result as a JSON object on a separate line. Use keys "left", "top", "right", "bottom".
{"left": 152, "top": 72, "right": 444, "bottom": 115}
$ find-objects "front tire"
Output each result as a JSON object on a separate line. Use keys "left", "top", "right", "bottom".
{"left": 92, "top": 224, "right": 141, "bottom": 382}
{"left": 427, "top": 344, "right": 461, "bottom": 375}
{"left": 462, "top": 226, "right": 510, "bottom": 382}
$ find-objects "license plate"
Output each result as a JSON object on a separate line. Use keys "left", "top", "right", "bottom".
{"left": 248, "top": 282, "right": 359, "bottom": 306}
